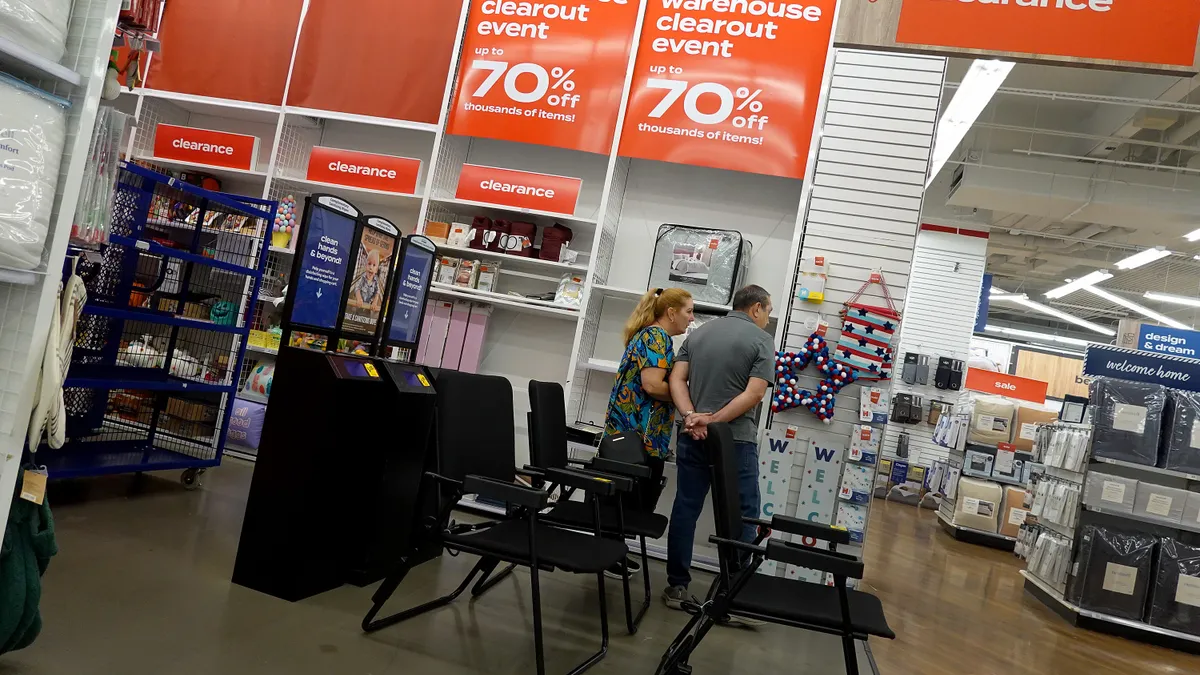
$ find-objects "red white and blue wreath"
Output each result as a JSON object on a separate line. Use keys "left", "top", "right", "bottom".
{"left": 772, "top": 333, "right": 860, "bottom": 423}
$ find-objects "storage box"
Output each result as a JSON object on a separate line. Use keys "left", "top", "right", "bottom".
{"left": 424, "top": 221, "right": 451, "bottom": 244}
{"left": 1084, "top": 471, "right": 1138, "bottom": 514}
{"left": 166, "top": 397, "right": 216, "bottom": 423}
{"left": 459, "top": 304, "right": 492, "bottom": 374}
{"left": 1133, "top": 482, "right": 1188, "bottom": 524}
{"left": 440, "top": 301, "right": 472, "bottom": 371}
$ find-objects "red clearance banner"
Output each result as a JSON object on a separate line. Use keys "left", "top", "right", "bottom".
{"left": 152, "top": 125, "right": 259, "bottom": 170}
{"left": 897, "top": 0, "right": 1200, "bottom": 67}
{"left": 447, "top": 0, "right": 641, "bottom": 155}
{"left": 306, "top": 147, "right": 421, "bottom": 194}
{"left": 965, "top": 369, "right": 1049, "bottom": 404}
{"left": 618, "top": 0, "right": 837, "bottom": 179}
{"left": 455, "top": 164, "right": 582, "bottom": 215}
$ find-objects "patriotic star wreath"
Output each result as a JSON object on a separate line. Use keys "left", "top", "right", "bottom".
{"left": 772, "top": 333, "right": 859, "bottom": 424}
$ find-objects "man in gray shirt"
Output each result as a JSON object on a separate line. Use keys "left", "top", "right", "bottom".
{"left": 665, "top": 285, "right": 775, "bottom": 610}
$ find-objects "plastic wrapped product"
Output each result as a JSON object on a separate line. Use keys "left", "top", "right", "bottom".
{"left": 1083, "top": 471, "right": 1138, "bottom": 514}
{"left": 0, "top": 0, "right": 70, "bottom": 62}
{"left": 1149, "top": 538, "right": 1200, "bottom": 636}
{"left": 1012, "top": 404, "right": 1058, "bottom": 452}
{"left": 967, "top": 395, "right": 1016, "bottom": 447}
{"left": 1067, "top": 525, "right": 1156, "bottom": 620}
{"left": 953, "top": 477, "right": 1003, "bottom": 532}
{"left": 1089, "top": 376, "right": 1166, "bottom": 466}
{"left": 998, "top": 486, "right": 1028, "bottom": 538}
{"left": 1184, "top": 492, "right": 1200, "bottom": 528}
{"left": 647, "top": 224, "right": 750, "bottom": 306}
{"left": 1164, "top": 390, "right": 1200, "bottom": 474}
{"left": 0, "top": 74, "right": 67, "bottom": 271}
{"left": 1133, "top": 483, "right": 1188, "bottom": 524}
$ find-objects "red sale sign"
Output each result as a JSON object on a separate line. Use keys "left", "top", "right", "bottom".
{"left": 447, "top": 0, "right": 641, "bottom": 155}
{"left": 306, "top": 146, "right": 421, "bottom": 194}
{"left": 153, "top": 124, "right": 260, "bottom": 170}
{"left": 619, "top": 0, "right": 838, "bottom": 179}
{"left": 455, "top": 164, "right": 582, "bottom": 215}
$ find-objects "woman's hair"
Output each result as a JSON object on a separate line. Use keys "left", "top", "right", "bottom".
{"left": 622, "top": 288, "right": 692, "bottom": 345}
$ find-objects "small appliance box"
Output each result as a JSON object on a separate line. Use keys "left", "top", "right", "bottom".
{"left": 1089, "top": 376, "right": 1166, "bottom": 467}
{"left": 1084, "top": 472, "right": 1138, "bottom": 514}
{"left": 1164, "top": 390, "right": 1200, "bottom": 474}
{"left": 1133, "top": 483, "right": 1188, "bottom": 525}
{"left": 1148, "top": 538, "right": 1200, "bottom": 636}
{"left": 1068, "top": 525, "right": 1156, "bottom": 620}
{"left": 860, "top": 387, "right": 890, "bottom": 424}
{"left": 647, "top": 224, "right": 750, "bottom": 306}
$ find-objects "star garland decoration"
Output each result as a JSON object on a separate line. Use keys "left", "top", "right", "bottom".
{"left": 772, "top": 333, "right": 859, "bottom": 424}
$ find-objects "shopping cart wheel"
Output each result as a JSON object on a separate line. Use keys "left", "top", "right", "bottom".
{"left": 181, "top": 468, "right": 203, "bottom": 490}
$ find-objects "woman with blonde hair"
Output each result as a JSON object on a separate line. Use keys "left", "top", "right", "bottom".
{"left": 602, "top": 287, "right": 693, "bottom": 577}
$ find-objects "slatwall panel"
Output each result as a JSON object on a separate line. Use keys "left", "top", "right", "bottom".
{"left": 880, "top": 228, "right": 989, "bottom": 468}
{"left": 771, "top": 49, "right": 947, "bottom": 556}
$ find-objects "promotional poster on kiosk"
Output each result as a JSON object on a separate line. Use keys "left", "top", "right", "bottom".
{"left": 389, "top": 241, "right": 436, "bottom": 346}
{"left": 344, "top": 227, "right": 396, "bottom": 335}
{"left": 293, "top": 206, "right": 355, "bottom": 330}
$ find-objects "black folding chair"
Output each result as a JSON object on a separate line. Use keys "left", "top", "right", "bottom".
{"left": 525, "top": 380, "right": 669, "bottom": 634}
{"left": 656, "top": 423, "right": 895, "bottom": 675}
{"left": 362, "top": 371, "right": 629, "bottom": 675}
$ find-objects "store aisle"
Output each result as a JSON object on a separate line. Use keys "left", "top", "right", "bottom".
{"left": 863, "top": 502, "right": 1200, "bottom": 675}
{"left": 0, "top": 460, "right": 867, "bottom": 675}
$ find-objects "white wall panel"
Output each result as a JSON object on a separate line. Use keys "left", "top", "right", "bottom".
{"left": 771, "top": 49, "right": 946, "bottom": 566}
{"left": 879, "top": 229, "right": 989, "bottom": 469}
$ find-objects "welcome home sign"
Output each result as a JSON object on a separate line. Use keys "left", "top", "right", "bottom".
{"left": 1084, "top": 344, "right": 1200, "bottom": 393}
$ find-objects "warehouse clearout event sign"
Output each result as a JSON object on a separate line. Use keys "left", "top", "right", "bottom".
{"left": 448, "top": 0, "right": 641, "bottom": 155}
{"left": 619, "top": 0, "right": 837, "bottom": 179}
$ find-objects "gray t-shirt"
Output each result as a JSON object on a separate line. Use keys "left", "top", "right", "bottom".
{"left": 677, "top": 312, "right": 775, "bottom": 443}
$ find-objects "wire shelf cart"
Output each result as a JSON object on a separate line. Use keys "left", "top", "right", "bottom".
{"left": 41, "top": 162, "right": 276, "bottom": 486}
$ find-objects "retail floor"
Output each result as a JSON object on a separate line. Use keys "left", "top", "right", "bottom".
{"left": 1, "top": 460, "right": 1198, "bottom": 675}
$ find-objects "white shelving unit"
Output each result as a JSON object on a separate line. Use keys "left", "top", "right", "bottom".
{"left": 0, "top": 0, "right": 126, "bottom": 542}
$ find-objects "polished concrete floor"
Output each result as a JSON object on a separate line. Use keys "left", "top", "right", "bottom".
{"left": 6, "top": 461, "right": 1200, "bottom": 675}
{"left": 0, "top": 460, "right": 869, "bottom": 675}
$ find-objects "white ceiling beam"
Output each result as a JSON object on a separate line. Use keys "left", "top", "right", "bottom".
{"left": 1068, "top": 75, "right": 1200, "bottom": 158}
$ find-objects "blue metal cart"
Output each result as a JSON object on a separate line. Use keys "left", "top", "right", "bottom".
{"left": 44, "top": 162, "right": 276, "bottom": 487}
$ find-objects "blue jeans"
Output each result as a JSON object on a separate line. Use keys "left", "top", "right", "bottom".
{"left": 666, "top": 435, "right": 760, "bottom": 589}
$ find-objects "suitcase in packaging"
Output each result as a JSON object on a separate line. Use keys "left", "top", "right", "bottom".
{"left": 647, "top": 224, "right": 750, "bottom": 306}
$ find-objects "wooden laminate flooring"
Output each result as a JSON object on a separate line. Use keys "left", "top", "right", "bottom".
{"left": 861, "top": 500, "right": 1200, "bottom": 675}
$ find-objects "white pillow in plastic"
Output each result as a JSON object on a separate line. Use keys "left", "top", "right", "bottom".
{"left": 0, "top": 0, "right": 71, "bottom": 63}
{"left": 954, "top": 477, "right": 1004, "bottom": 533}
{"left": 0, "top": 74, "right": 67, "bottom": 270}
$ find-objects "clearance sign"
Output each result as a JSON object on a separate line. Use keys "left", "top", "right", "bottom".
{"left": 306, "top": 147, "right": 421, "bottom": 194}
{"left": 618, "top": 0, "right": 837, "bottom": 180}
{"left": 447, "top": 0, "right": 641, "bottom": 155}
{"left": 897, "top": 0, "right": 1200, "bottom": 67}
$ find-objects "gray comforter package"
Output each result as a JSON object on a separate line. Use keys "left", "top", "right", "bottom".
{"left": 1067, "top": 525, "right": 1156, "bottom": 620}
{"left": 1148, "top": 538, "right": 1200, "bottom": 636}
{"left": 1164, "top": 390, "right": 1200, "bottom": 474}
{"left": 647, "top": 225, "right": 750, "bottom": 306}
{"left": 1088, "top": 377, "right": 1165, "bottom": 467}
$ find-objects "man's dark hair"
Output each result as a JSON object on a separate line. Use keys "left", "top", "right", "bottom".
{"left": 732, "top": 284, "right": 771, "bottom": 312}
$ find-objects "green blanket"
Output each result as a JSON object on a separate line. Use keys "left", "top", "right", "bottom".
{"left": 0, "top": 485, "right": 57, "bottom": 655}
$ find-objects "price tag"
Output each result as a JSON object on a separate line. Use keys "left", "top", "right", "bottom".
{"left": 20, "top": 469, "right": 48, "bottom": 505}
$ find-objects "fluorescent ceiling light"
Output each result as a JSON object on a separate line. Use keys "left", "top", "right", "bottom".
{"left": 1186, "top": 228, "right": 1200, "bottom": 242}
{"left": 1083, "top": 287, "right": 1190, "bottom": 330}
{"left": 1144, "top": 291, "right": 1200, "bottom": 309}
{"left": 984, "top": 324, "right": 1092, "bottom": 347}
{"left": 1115, "top": 247, "right": 1171, "bottom": 270}
{"left": 1044, "top": 270, "right": 1114, "bottom": 299}
{"left": 927, "top": 59, "right": 1014, "bottom": 188}
{"left": 991, "top": 292, "right": 1115, "bottom": 335}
